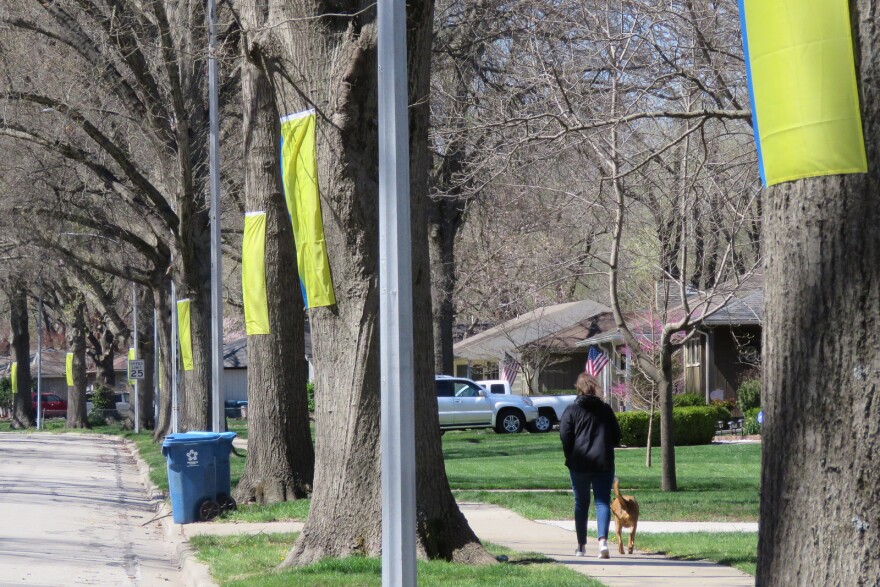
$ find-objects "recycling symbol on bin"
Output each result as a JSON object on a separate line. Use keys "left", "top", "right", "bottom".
{"left": 186, "top": 449, "right": 199, "bottom": 466}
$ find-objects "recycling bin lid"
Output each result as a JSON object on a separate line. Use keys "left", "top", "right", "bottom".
{"left": 162, "top": 431, "right": 235, "bottom": 446}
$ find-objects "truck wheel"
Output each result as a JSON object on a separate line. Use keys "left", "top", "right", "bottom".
{"left": 496, "top": 410, "right": 524, "bottom": 434}
{"left": 528, "top": 411, "right": 554, "bottom": 433}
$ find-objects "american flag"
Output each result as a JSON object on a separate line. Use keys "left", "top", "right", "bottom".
{"left": 502, "top": 354, "right": 520, "bottom": 384}
{"left": 586, "top": 346, "right": 609, "bottom": 377}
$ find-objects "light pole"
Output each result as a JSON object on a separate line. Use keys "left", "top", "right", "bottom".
{"left": 171, "top": 279, "right": 179, "bottom": 434}
{"left": 131, "top": 284, "right": 140, "bottom": 434}
{"left": 206, "top": 0, "right": 224, "bottom": 433}
{"left": 154, "top": 307, "right": 159, "bottom": 424}
{"left": 36, "top": 284, "right": 43, "bottom": 430}
{"left": 378, "top": 0, "right": 417, "bottom": 583}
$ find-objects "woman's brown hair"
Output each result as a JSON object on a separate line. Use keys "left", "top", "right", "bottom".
{"left": 575, "top": 373, "right": 601, "bottom": 397}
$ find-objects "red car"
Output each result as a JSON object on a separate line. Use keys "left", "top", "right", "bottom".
{"left": 32, "top": 393, "right": 68, "bottom": 418}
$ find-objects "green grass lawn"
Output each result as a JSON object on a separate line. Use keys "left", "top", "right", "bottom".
{"left": 442, "top": 430, "right": 760, "bottom": 522}
{"left": 190, "top": 533, "right": 604, "bottom": 587}
{"left": 635, "top": 532, "right": 758, "bottom": 575}
{"left": 2, "top": 419, "right": 758, "bottom": 576}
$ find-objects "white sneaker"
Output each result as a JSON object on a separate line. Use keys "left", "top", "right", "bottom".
{"left": 598, "top": 540, "right": 610, "bottom": 559}
{"left": 575, "top": 546, "right": 586, "bottom": 557}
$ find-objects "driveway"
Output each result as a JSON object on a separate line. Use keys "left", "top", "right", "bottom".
{"left": 0, "top": 433, "right": 185, "bottom": 586}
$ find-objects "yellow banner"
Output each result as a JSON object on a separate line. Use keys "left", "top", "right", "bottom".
{"left": 128, "top": 348, "right": 136, "bottom": 384}
{"left": 66, "top": 353, "right": 74, "bottom": 387}
{"left": 740, "top": 0, "right": 867, "bottom": 186}
{"left": 177, "top": 299, "right": 194, "bottom": 372}
{"left": 11, "top": 362, "right": 17, "bottom": 394}
{"left": 242, "top": 212, "right": 271, "bottom": 335}
{"left": 280, "top": 109, "right": 336, "bottom": 308}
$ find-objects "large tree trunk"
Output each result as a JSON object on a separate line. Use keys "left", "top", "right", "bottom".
{"left": 233, "top": 19, "right": 314, "bottom": 504}
{"left": 757, "top": 6, "right": 880, "bottom": 584}
{"left": 65, "top": 298, "right": 88, "bottom": 429}
{"left": 8, "top": 281, "right": 34, "bottom": 428}
{"left": 175, "top": 255, "right": 213, "bottom": 432}
{"left": 153, "top": 284, "right": 174, "bottom": 440}
{"left": 137, "top": 302, "right": 156, "bottom": 431}
{"left": 275, "top": 0, "right": 492, "bottom": 566}
{"left": 88, "top": 325, "right": 116, "bottom": 389}
{"left": 428, "top": 198, "right": 463, "bottom": 375}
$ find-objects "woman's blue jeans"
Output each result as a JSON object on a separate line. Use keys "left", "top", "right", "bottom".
{"left": 569, "top": 469, "right": 614, "bottom": 546}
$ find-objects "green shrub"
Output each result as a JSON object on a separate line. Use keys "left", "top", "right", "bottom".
{"left": 673, "top": 393, "right": 705, "bottom": 407}
{"left": 88, "top": 409, "right": 107, "bottom": 427}
{"left": 307, "top": 381, "right": 315, "bottom": 413}
{"left": 0, "top": 377, "right": 12, "bottom": 412}
{"left": 91, "top": 384, "right": 114, "bottom": 411}
{"left": 616, "top": 406, "right": 723, "bottom": 447}
{"left": 743, "top": 406, "right": 762, "bottom": 435}
{"left": 737, "top": 379, "right": 761, "bottom": 413}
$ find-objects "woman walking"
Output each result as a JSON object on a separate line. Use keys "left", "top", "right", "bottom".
{"left": 560, "top": 372, "right": 621, "bottom": 558}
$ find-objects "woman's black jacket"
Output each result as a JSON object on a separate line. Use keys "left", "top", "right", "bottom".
{"left": 559, "top": 395, "right": 621, "bottom": 472}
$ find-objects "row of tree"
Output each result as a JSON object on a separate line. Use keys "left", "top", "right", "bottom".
{"left": 0, "top": 0, "right": 877, "bottom": 582}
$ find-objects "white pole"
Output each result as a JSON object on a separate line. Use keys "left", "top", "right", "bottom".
{"left": 154, "top": 307, "right": 159, "bottom": 423}
{"left": 207, "top": 0, "right": 224, "bottom": 433}
{"left": 36, "top": 290, "right": 43, "bottom": 430}
{"left": 378, "top": 0, "right": 417, "bottom": 584}
{"left": 171, "top": 280, "right": 179, "bottom": 434}
{"left": 132, "top": 285, "right": 140, "bottom": 434}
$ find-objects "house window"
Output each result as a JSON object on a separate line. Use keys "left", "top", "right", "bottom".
{"left": 685, "top": 341, "right": 701, "bottom": 367}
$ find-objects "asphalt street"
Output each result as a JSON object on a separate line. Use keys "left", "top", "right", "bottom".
{"left": 0, "top": 433, "right": 185, "bottom": 586}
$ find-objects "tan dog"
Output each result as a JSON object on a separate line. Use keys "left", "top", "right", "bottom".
{"left": 610, "top": 477, "right": 639, "bottom": 554}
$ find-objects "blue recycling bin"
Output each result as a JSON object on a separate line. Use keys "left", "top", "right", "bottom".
{"left": 162, "top": 431, "right": 238, "bottom": 524}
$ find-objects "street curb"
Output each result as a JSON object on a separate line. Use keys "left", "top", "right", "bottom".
{"left": 124, "top": 438, "right": 219, "bottom": 587}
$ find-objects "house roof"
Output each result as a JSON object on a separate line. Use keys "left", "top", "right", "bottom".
{"left": 526, "top": 312, "right": 618, "bottom": 351}
{"left": 453, "top": 299, "right": 611, "bottom": 361}
{"left": 699, "top": 273, "right": 763, "bottom": 326}
{"left": 577, "top": 273, "right": 764, "bottom": 347}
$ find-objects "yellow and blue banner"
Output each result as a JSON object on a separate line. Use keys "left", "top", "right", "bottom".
{"left": 177, "top": 299, "right": 194, "bottom": 371}
{"left": 739, "top": 0, "right": 867, "bottom": 186}
{"left": 66, "top": 353, "right": 74, "bottom": 387}
{"left": 280, "top": 109, "right": 336, "bottom": 308}
{"left": 10, "top": 362, "right": 17, "bottom": 394}
{"left": 242, "top": 211, "right": 271, "bottom": 335}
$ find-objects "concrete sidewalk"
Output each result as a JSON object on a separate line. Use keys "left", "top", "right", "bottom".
{"left": 461, "top": 502, "right": 753, "bottom": 587}
{"left": 177, "top": 503, "right": 753, "bottom": 587}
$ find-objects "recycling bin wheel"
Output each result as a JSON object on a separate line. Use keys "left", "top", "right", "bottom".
{"left": 218, "top": 494, "right": 237, "bottom": 512}
{"left": 199, "top": 499, "right": 221, "bottom": 521}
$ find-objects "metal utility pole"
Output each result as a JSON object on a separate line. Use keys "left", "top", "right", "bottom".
{"left": 154, "top": 308, "right": 159, "bottom": 423}
{"left": 378, "top": 0, "right": 417, "bottom": 584}
{"left": 132, "top": 285, "right": 140, "bottom": 434}
{"left": 171, "top": 281, "right": 179, "bottom": 434}
{"left": 36, "top": 288, "right": 43, "bottom": 431}
{"left": 207, "top": 0, "right": 224, "bottom": 433}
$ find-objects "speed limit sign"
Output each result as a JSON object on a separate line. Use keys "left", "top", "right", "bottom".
{"left": 128, "top": 359, "right": 146, "bottom": 380}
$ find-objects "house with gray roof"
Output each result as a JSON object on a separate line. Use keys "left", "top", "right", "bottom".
{"left": 452, "top": 299, "right": 611, "bottom": 394}
{"left": 578, "top": 273, "right": 763, "bottom": 406}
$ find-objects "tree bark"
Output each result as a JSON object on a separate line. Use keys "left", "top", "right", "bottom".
{"left": 757, "top": 5, "right": 880, "bottom": 584}
{"left": 658, "top": 346, "right": 676, "bottom": 491}
{"left": 8, "top": 280, "right": 34, "bottom": 428}
{"left": 272, "top": 0, "right": 493, "bottom": 566}
{"left": 153, "top": 284, "right": 174, "bottom": 440}
{"left": 88, "top": 325, "right": 116, "bottom": 389}
{"left": 137, "top": 300, "right": 156, "bottom": 431}
{"left": 65, "top": 298, "right": 88, "bottom": 429}
{"left": 233, "top": 15, "right": 315, "bottom": 504}
{"left": 428, "top": 198, "right": 464, "bottom": 375}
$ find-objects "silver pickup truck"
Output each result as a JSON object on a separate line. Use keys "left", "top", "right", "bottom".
{"left": 436, "top": 375, "right": 538, "bottom": 433}
{"left": 477, "top": 379, "right": 577, "bottom": 433}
